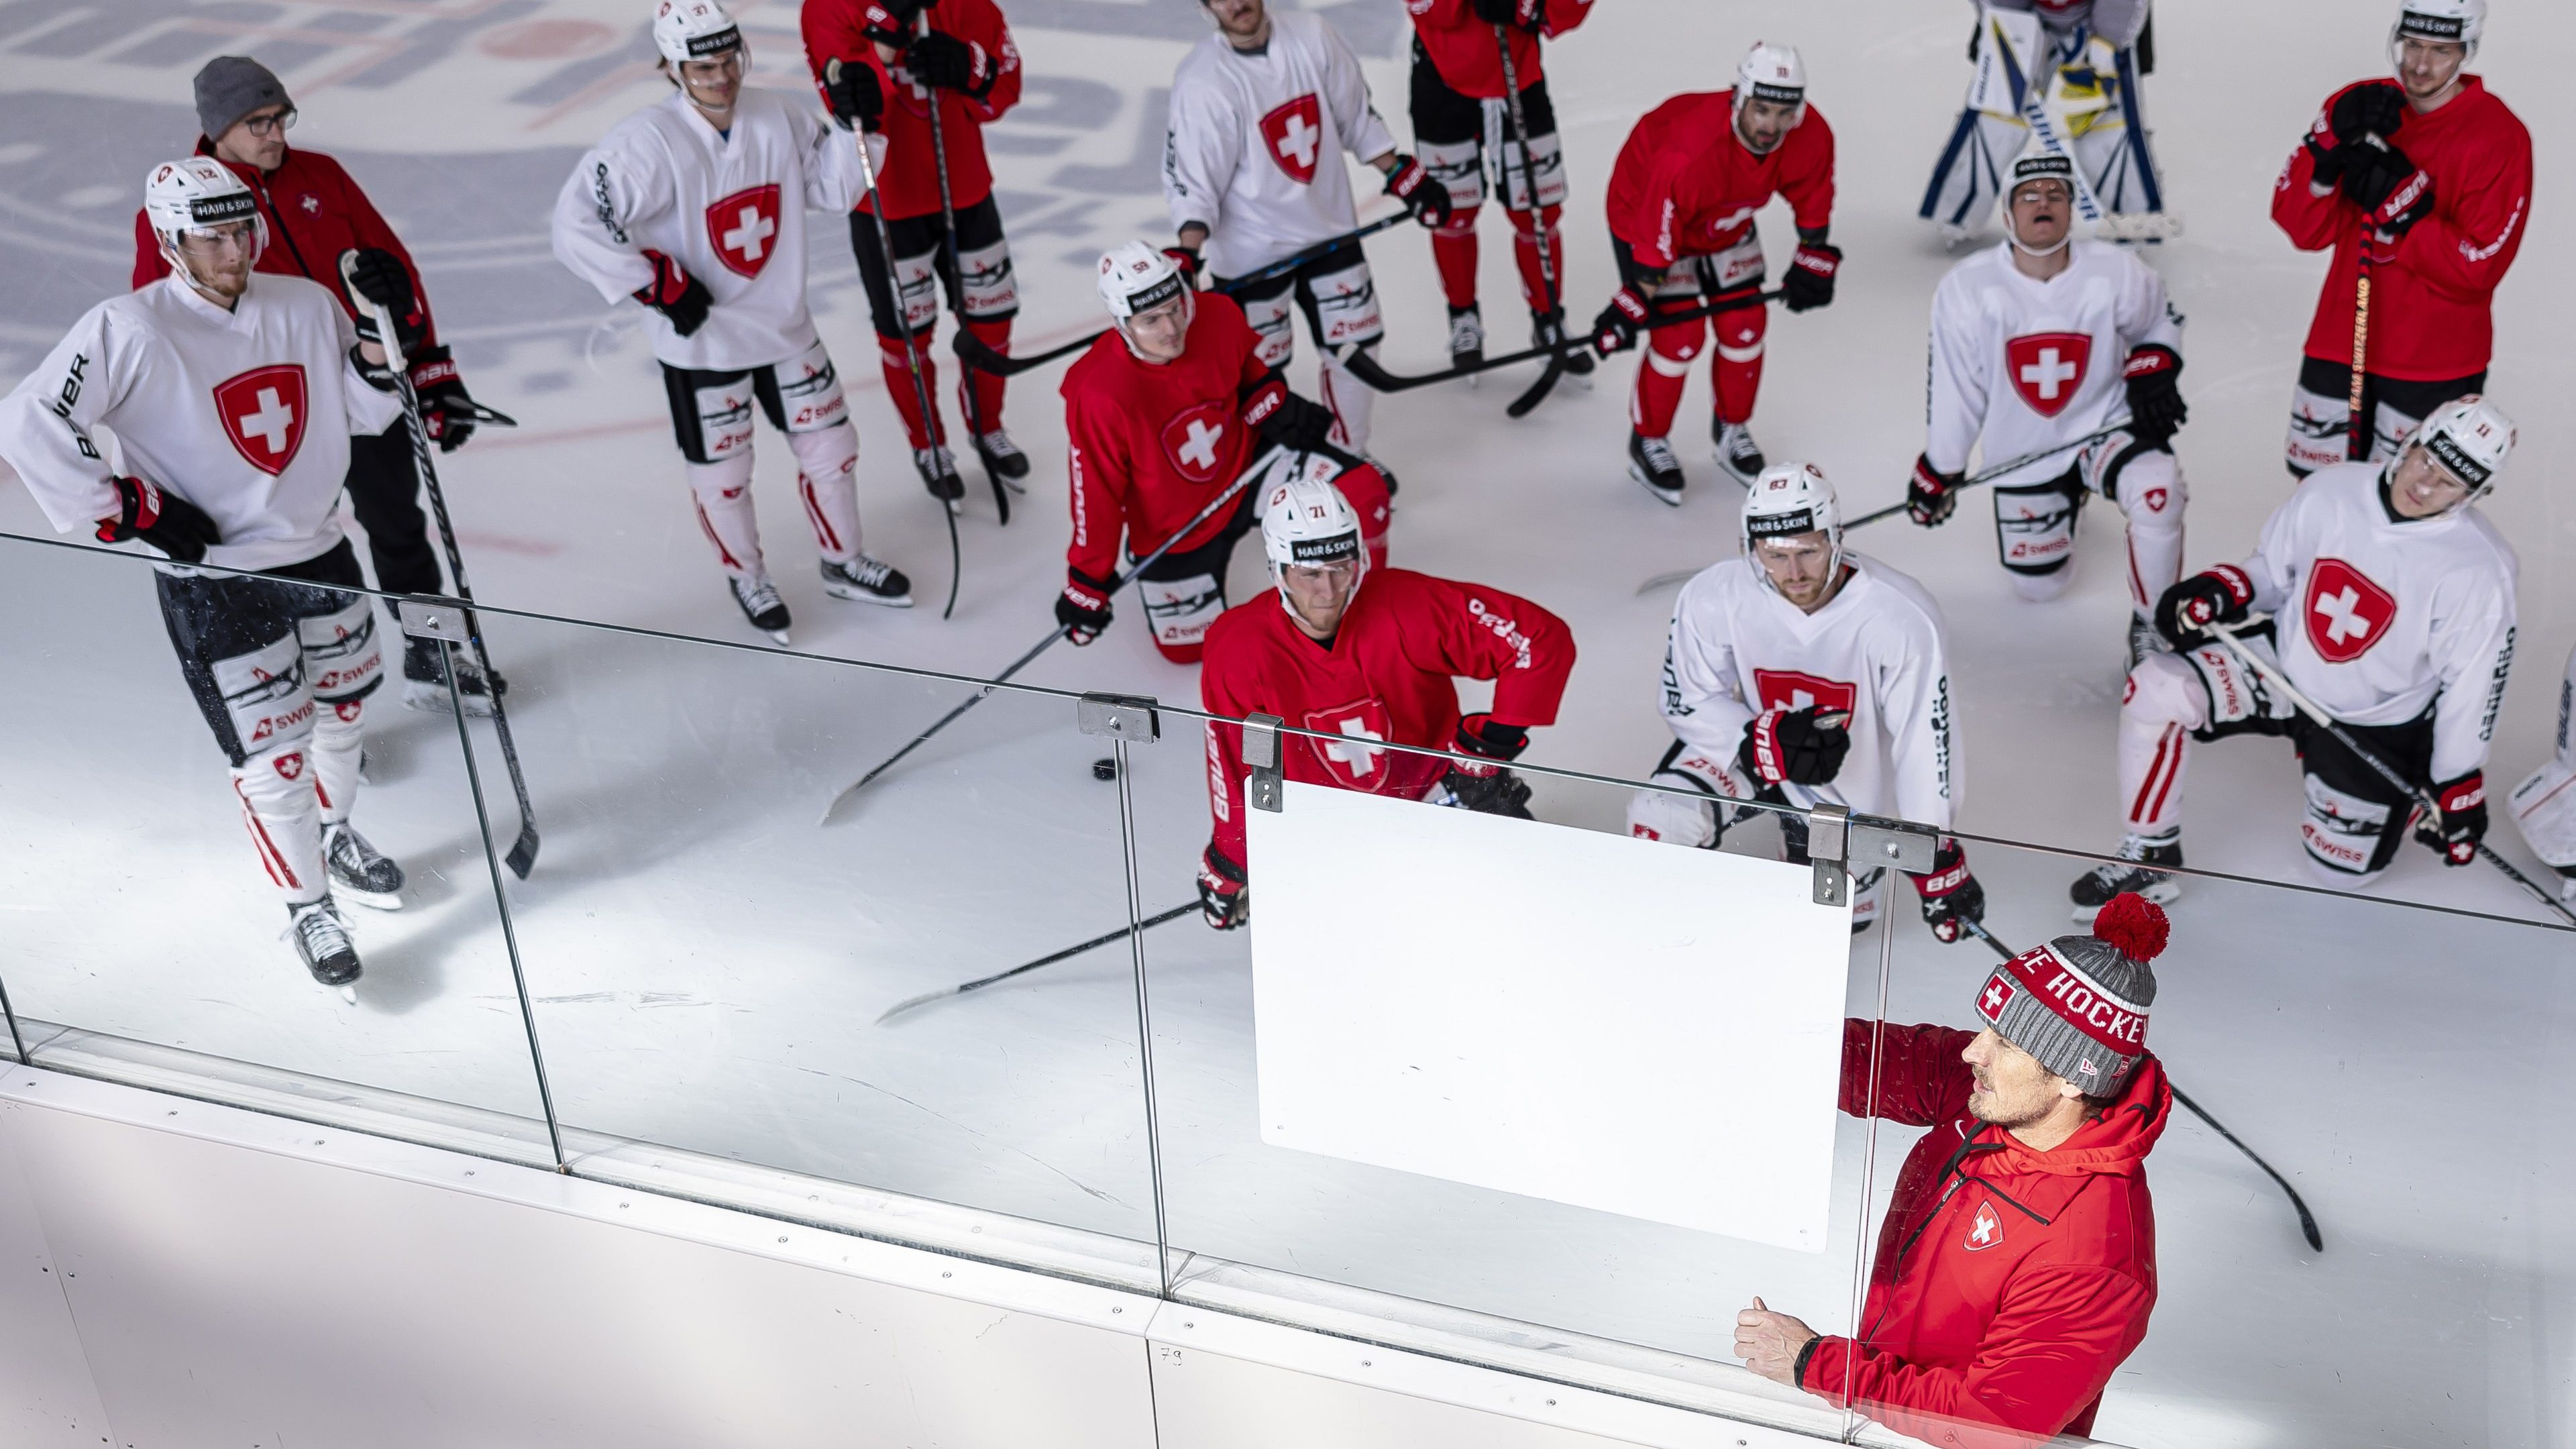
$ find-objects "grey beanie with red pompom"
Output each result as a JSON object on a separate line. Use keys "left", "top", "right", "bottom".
{"left": 1970, "top": 892, "right": 2167, "bottom": 1096}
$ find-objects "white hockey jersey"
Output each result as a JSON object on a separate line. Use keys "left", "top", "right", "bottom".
{"left": 1660, "top": 552, "right": 1959, "bottom": 828}
{"left": 1163, "top": 10, "right": 1397, "bottom": 278}
{"left": 1925, "top": 238, "right": 2181, "bottom": 490}
{"left": 552, "top": 87, "right": 875, "bottom": 372}
{"left": 2233, "top": 460, "right": 2516, "bottom": 782}
{"left": 0, "top": 272, "right": 400, "bottom": 572}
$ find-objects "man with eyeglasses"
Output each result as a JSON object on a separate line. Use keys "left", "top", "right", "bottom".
{"left": 130, "top": 56, "right": 506, "bottom": 715}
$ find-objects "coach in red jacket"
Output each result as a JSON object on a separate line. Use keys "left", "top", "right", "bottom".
{"left": 1735, "top": 895, "right": 2173, "bottom": 1445}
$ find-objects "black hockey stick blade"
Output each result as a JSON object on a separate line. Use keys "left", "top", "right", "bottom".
{"left": 952, "top": 323, "right": 1104, "bottom": 379}
{"left": 466, "top": 401, "right": 519, "bottom": 427}
{"left": 1505, "top": 353, "right": 1567, "bottom": 419}
{"left": 938, "top": 490, "right": 962, "bottom": 619}
{"left": 504, "top": 820, "right": 540, "bottom": 879}
{"left": 877, "top": 901, "right": 1199, "bottom": 1024}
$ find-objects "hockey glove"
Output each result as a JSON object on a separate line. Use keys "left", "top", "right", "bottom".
{"left": 1382, "top": 154, "right": 1453, "bottom": 231}
{"left": 861, "top": 0, "right": 933, "bottom": 35}
{"left": 96, "top": 476, "right": 219, "bottom": 563}
{"left": 1241, "top": 372, "right": 1336, "bottom": 452}
{"left": 1057, "top": 570, "right": 1113, "bottom": 645}
{"left": 2304, "top": 82, "right": 2404, "bottom": 190}
{"left": 904, "top": 30, "right": 997, "bottom": 99}
{"left": 1591, "top": 286, "right": 1654, "bottom": 356}
{"left": 2122, "top": 344, "right": 2187, "bottom": 444}
{"left": 2414, "top": 771, "right": 2487, "bottom": 866}
{"left": 1450, "top": 714, "right": 1530, "bottom": 777}
{"left": 2153, "top": 564, "right": 2255, "bottom": 647}
{"left": 1162, "top": 244, "right": 1202, "bottom": 284}
{"left": 1911, "top": 839, "right": 1984, "bottom": 945}
{"left": 822, "top": 56, "right": 885, "bottom": 131}
{"left": 1198, "top": 845, "right": 1249, "bottom": 930}
{"left": 1907, "top": 454, "right": 1962, "bottom": 528}
{"left": 633, "top": 250, "right": 713, "bottom": 337}
{"left": 1782, "top": 242, "right": 1842, "bottom": 313}
{"left": 2343, "top": 144, "right": 2435, "bottom": 235}
{"left": 1441, "top": 765, "right": 1535, "bottom": 818}
{"left": 1470, "top": 0, "right": 1544, "bottom": 29}
{"left": 342, "top": 248, "right": 425, "bottom": 352}
{"left": 407, "top": 346, "right": 481, "bottom": 453}
{"left": 1738, "top": 707, "right": 1851, "bottom": 788}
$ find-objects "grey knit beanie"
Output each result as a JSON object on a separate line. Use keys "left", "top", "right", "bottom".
{"left": 1970, "top": 892, "right": 2165, "bottom": 1096}
{"left": 195, "top": 56, "right": 292, "bottom": 142}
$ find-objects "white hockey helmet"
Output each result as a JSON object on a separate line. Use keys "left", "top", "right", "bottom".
{"left": 2002, "top": 148, "right": 2078, "bottom": 255}
{"left": 1733, "top": 40, "right": 1807, "bottom": 117}
{"left": 1741, "top": 460, "right": 1844, "bottom": 592}
{"left": 1262, "top": 463, "right": 1367, "bottom": 607}
{"left": 654, "top": 0, "right": 743, "bottom": 65}
{"left": 2407, "top": 394, "right": 2514, "bottom": 504}
{"left": 1097, "top": 239, "right": 1189, "bottom": 319}
{"left": 2392, "top": 0, "right": 2484, "bottom": 67}
{"left": 143, "top": 156, "right": 265, "bottom": 268}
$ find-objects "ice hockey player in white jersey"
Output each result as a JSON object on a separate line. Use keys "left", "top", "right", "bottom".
{"left": 1628, "top": 462, "right": 1984, "bottom": 942}
{"left": 1163, "top": 0, "right": 1450, "bottom": 455}
{"left": 1920, "top": 0, "right": 2171, "bottom": 243}
{"left": 0, "top": 157, "right": 413, "bottom": 993}
{"left": 2074, "top": 396, "right": 2517, "bottom": 910}
{"left": 552, "top": 0, "right": 910, "bottom": 643}
{"left": 1909, "top": 151, "right": 2188, "bottom": 665}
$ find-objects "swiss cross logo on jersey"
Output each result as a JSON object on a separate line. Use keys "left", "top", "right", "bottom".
{"left": 2304, "top": 557, "right": 2398, "bottom": 664}
{"left": 2006, "top": 332, "right": 2092, "bottom": 419}
{"left": 705, "top": 184, "right": 782, "bottom": 278}
{"left": 1159, "top": 400, "right": 1234, "bottom": 483}
{"left": 1260, "top": 94, "right": 1326, "bottom": 186}
{"left": 214, "top": 365, "right": 308, "bottom": 476}
{"left": 1964, "top": 1200, "right": 2005, "bottom": 1252}
{"left": 1301, "top": 698, "right": 1392, "bottom": 788}
{"left": 1751, "top": 668, "right": 1857, "bottom": 716}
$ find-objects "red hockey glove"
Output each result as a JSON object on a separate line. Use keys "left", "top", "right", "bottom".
{"left": 407, "top": 345, "right": 482, "bottom": 453}
{"left": 633, "top": 250, "right": 712, "bottom": 337}
{"left": 1381, "top": 154, "right": 1453, "bottom": 230}
{"left": 1450, "top": 714, "right": 1530, "bottom": 778}
{"left": 859, "top": 0, "right": 932, "bottom": 36}
{"left": 904, "top": 30, "right": 996, "bottom": 99}
{"left": 1591, "top": 286, "right": 1654, "bottom": 356}
{"left": 1738, "top": 707, "right": 1853, "bottom": 788}
{"left": 96, "top": 476, "right": 219, "bottom": 563}
{"left": 1782, "top": 243, "right": 1841, "bottom": 314}
{"left": 1198, "top": 844, "right": 1248, "bottom": 930}
{"left": 2153, "top": 564, "right": 2255, "bottom": 647}
{"left": 1057, "top": 570, "right": 1113, "bottom": 645}
{"left": 1162, "top": 244, "right": 1201, "bottom": 284}
{"left": 1907, "top": 453, "right": 1963, "bottom": 528}
{"left": 1910, "top": 838, "right": 1984, "bottom": 945}
{"left": 821, "top": 56, "right": 885, "bottom": 131}
{"left": 2414, "top": 772, "right": 2487, "bottom": 867}
{"left": 2122, "top": 343, "right": 2187, "bottom": 444}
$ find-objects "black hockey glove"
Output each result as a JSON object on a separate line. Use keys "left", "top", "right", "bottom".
{"left": 1382, "top": 154, "right": 1453, "bottom": 231}
{"left": 1782, "top": 241, "right": 1841, "bottom": 313}
{"left": 904, "top": 30, "right": 997, "bottom": 99}
{"left": 1198, "top": 844, "right": 1248, "bottom": 930}
{"left": 1907, "top": 454, "right": 1962, "bottom": 528}
{"left": 2153, "top": 564, "right": 2255, "bottom": 647}
{"left": 1470, "top": 0, "right": 1544, "bottom": 28}
{"left": 822, "top": 56, "right": 885, "bottom": 131}
{"left": 342, "top": 248, "right": 425, "bottom": 352}
{"left": 2343, "top": 143, "right": 2435, "bottom": 237}
{"left": 96, "top": 476, "right": 220, "bottom": 563}
{"left": 1911, "top": 839, "right": 1984, "bottom": 945}
{"left": 2121, "top": 343, "right": 2187, "bottom": 444}
{"left": 2303, "top": 82, "right": 2404, "bottom": 190}
{"left": 633, "top": 250, "right": 712, "bottom": 337}
{"left": 2414, "top": 771, "right": 2487, "bottom": 866}
{"left": 1057, "top": 570, "right": 1113, "bottom": 645}
{"left": 1739, "top": 707, "right": 1852, "bottom": 788}
{"left": 407, "top": 346, "right": 481, "bottom": 453}
{"left": 1241, "top": 372, "right": 1336, "bottom": 452}
{"left": 1453, "top": 713, "right": 1530, "bottom": 765}
{"left": 1591, "top": 286, "right": 1653, "bottom": 356}
{"left": 1442, "top": 765, "right": 1535, "bottom": 818}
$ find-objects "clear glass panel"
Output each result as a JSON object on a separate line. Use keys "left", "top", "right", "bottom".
{"left": 0, "top": 535, "right": 551, "bottom": 1127}
{"left": 458, "top": 606, "right": 1159, "bottom": 1254}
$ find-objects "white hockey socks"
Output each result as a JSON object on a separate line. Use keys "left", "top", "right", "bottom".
{"left": 233, "top": 744, "right": 327, "bottom": 908}
{"left": 311, "top": 698, "right": 366, "bottom": 828}
{"left": 2118, "top": 653, "right": 2206, "bottom": 837}
{"left": 686, "top": 452, "right": 766, "bottom": 582}
{"left": 787, "top": 421, "right": 863, "bottom": 564}
{"left": 2114, "top": 449, "right": 2187, "bottom": 619}
{"left": 1318, "top": 343, "right": 1377, "bottom": 455}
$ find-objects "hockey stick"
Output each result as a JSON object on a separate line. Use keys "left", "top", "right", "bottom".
{"left": 917, "top": 15, "right": 1008, "bottom": 526}
{"left": 1493, "top": 24, "right": 1572, "bottom": 420}
{"left": 2344, "top": 136, "right": 2394, "bottom": 462}
{"left": 1963, "top": 919, "right": 2323, "bottom": 1251}
{"left": 818, "top": 462, "right": 1267, "bottom": 822}
{"left": 2200, "top": 621, "right": 2576, "bottom": 928}
{"left": 833, "top": 62, "right": 965, "bottom": 621}
{"left": 1344, "top": 288, "right": 1782, "bottom": 396}
{"left": 951, "top": 213, "right": 1414, "bottom": 379}
{"left": 877, "top": 901, "right": 1198, "bottom": 1024}
{"left": 345, "top": 260, "right": 540, "bottom": 879}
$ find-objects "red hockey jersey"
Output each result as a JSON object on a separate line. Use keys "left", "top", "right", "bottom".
{"left": 1402, "top": 0, "right": 1594, "bottom": 101}
{"left": 1061, "top": 294, "right": 1271, "bottom": 585}
{"left": 1605, "top": 91, "right": 1835, "bottom": 271}
{"left": 1199, "top": 568, "right": 1574, "bottom": 867}
{"left": 1799, "top": 1021, "right": 2167, "bottom": 1444}
{"left": 2272, "top": 76, "right": 2530, "bottom": 382}
{"left": 800, "top": 0, "right": 1021, "bottom": 220}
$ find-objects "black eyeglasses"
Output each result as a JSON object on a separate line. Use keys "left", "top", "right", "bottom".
{"left": 240, "top": 108, "right": 298, "bottom": 138}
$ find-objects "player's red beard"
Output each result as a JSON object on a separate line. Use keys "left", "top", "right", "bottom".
{"left": 173, "top": 231, "right": 256, "bottom": 306}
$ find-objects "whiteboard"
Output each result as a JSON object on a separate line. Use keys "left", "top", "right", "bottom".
{"left": 1247, "top": 781, "right": 1851, "bottom": 1250}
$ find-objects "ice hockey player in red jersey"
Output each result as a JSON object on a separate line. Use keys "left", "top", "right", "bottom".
{"left": 1059, "top": 242, "right": 1389, "bottom": 664}
{"left": 1401, "top": 0, "right": 1594, "bottom": 374}
{"left": 802, "top": 0, "right": 1028, "bottom": 496}
{"left": 1195, "top": 474, "right": 1574, "bottom": 927}
{"left": 2075, "top": 396, "right": 2517, "bottom": 910}
{"left": 2272, "top": 0, "right": 2528, "bottom": 476}
{"left": 1595, "top": 42, "right": 1837, "bottom": 501}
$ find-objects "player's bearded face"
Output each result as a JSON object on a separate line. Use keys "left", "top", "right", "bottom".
{"left": 1753, "top": 531, "right": 1835, "bottom": 609}
{"left": 1122, "top": 294, "right": 1192, "bottom": 363}
{"left": 678, "top": 49, "right": 745, "bottom": 114}
{"left": 2388, "top": 446, "right": 2473, "bottom": 519}
{"left": 2396, "top": 37, "right": 2466, "bottom": 103}
{"left": 1734, "top": 97, "right": 1799, "bottom": 156}
{"left": 174, "top": 222, "right": 258, "bottom": 303}
{"left": 1201, "top": 0, "right": 1269, "bottom": 44}
{"left": 1962, "top": 1029, "right": 2073, "bottom": 1130}
{"left": 1280, "top": 557, "right": 1359, "bottom": 636}
{"left": 2008, "top": 182, "right": 2071, "bottom": 251}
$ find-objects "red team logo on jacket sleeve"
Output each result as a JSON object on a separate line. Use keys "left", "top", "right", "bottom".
{"left": 705, "top": 184, "right": 784, "bottom": 278}
{"left": 2303, "top": 557, "right": 2398, "bottom": 664}
{"left": 213, "top": 364, "right": 309, "bottom": 476}
{"left": 1301, "top": 698, "right": 1393, "bottom": 788}
{"left": 1159, "top": 400, "right": 1236, "bottom": 483}
{"left": 1752, "top": 668, "right": 1857, "bottom": 716}
{"left": 1260, "top": 94, "right": 1326, "bottom": 185}
{"left": 2006, "top": 332, "right": 2092, "bottom": 419}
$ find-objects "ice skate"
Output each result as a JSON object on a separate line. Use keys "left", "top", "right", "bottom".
{"left": 286, "top": 898, "right": 362, "bottom": 998}
{"left": 2126, "top": 614, "right": 2169, "bottom": 673}
{"left": 820, "top": 553, "right": 913, "bottom": 608}
{"left": 1627, "top": 431, "right": 1684, "bottom": 507}
{"left": 400, "top": 637, "right": 504, "bottom": 718}
{"left": 973, "top": 429, "right": 1029, "bottom": 494}
{"left": 1448, "top": 305, "right": 1484, "bottom": 386}
{"left": 1713, "top": 419, "right": 1764, "bottom": 486}
{"left": 913, "top": 445, "right": 965, "bottom": 512}
{"left": 730, "top": 576, "right": 792, "bottom": 644}
{"left": 325, "top": 822, "right": 405, "bottom": 910}
{"left": 2070, "top": 836, "right": 2184, "bottom": 917}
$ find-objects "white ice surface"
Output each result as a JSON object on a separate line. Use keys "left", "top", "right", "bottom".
{"left": 5, "top": 1, "right": 2576, "bottom": 1443}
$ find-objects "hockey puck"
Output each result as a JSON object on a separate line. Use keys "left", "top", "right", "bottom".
{"left": 1091, "top": 757, "right": 1119, "bottom": 781}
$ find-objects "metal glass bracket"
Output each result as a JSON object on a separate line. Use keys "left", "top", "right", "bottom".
{"left": 1805, "top": 803, "right": 1937, "bottom": 906}
{"left": 1243, "top": 712, "right": 1284, "bottom": 812}
{"left": 1077, "top": 692, "right": 1159, "bottom": 745}
{"left": 398, "top": 596, "right": 469, "bottom": 643}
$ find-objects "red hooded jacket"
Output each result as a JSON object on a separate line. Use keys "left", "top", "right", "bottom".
{"left": 1797, "top": 1021, "right": 2169, "bottom": 1445}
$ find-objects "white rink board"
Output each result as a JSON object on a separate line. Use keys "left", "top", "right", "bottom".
{"left": 1248, "top": 781, "right": 1849, "bottom": 1250}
